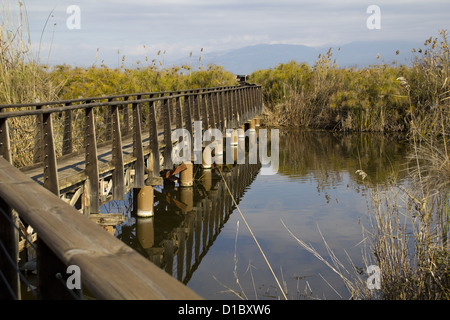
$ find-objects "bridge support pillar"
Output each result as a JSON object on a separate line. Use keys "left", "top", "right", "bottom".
{"left": 249, "top": 119, "right": 256, "bottom": 132}
{"left": 202, "top": 146, "right": 212, "bottom": 169}
{"left": 239, "top": 125, "right": 245, "bottom": 139}
{"left": 137, "top": 185, "right": 154, "bottom": 217}
{"left": 180, "top": 161, "right": 193, "bottom": 187}
{"left": 231, "top": 129, "right": 238, "bottom": 146}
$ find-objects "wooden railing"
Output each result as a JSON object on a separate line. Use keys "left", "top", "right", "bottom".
{"left": 0, "top": 84, "right": 263, "bottom": 299}
{"left": 0, "top": 84, "right": 262, "bottom": 213}
{"left": 0, "top": 156, "right": 202, "bottom": 299}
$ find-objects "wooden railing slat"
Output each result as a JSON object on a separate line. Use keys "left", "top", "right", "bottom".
{"left": 162, "top": 98, "right": 173, "bottom": 170}
{"left": 42, "top": 113, "right": 59, "bottom": 196}
{"left": 0, "top": 84, "right": 263, "bottom": 299}
{"left": 148, "top": 99, "right": 160, "bottom": 178}
{"left": 111, "top": 105, "right": 125, "bottom": 200}
{"left": 0, "top": 118, "right": 11, "bottom": 163}
{"left": 62, "top": 103, "right": 73, "bottom": 155}
{"left": 84, "top": 106, "right": 99, "bottom": 214}
{"left": 132, "top": 100, "right": 145, "bottom": 188}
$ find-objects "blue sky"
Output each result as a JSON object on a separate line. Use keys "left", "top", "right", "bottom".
{"left": 7, "top": 0, "right": 450, "bottom": 67}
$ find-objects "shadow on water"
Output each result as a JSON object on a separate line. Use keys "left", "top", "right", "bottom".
{"left": 102, "top": 129, "right": 411, "bottom": 300}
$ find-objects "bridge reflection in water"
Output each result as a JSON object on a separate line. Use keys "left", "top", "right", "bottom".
{"left": 105, "top": 161, "right": 261, "bottom": 284}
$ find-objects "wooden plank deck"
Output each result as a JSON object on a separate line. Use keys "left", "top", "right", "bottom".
{"left": 20, "top": 130, "right": 165, "bottom": 194}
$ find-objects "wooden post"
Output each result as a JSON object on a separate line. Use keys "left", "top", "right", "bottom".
{"left": 214, "top": 91, "right": 221, "bottom": 129}
{"left": 121, "top": 97, "right": 130, "bottom": 136}
{"left": 239, "top": 125, "right": 245, "bottom": 139}
{"left": 42, "top": 112, "right": 60, "bottom": 196}
{"left": 148, "top": 99, "right": 161, "bottom": 178}
{"left": 37, "top": 238, "right": 80, "bottom": 299}
{"left": 0, "top": 156, "right": 202, "bottom": 300}
{"left": 201, "top": 93, "right": 209, "bottom": 133}
{"left": 193, "top": 93, "right": 201, "bottom": 122}
{"left": 111, "top": 105, "right": 125, "bottom": 200}
{"left": 104, "top": 99, "right": 113, "bottom": 142}
{"left": 85, "top": 106, "right": 99, "bottom": 214}
{"left": 175, "top": 96, "right": 183, "bottom": 132}
{"left": 259, "top": 87, "right": 263, "bottom": 114}
{"left": 162, "top": 98, "right": 173, "bottom": 170}
{"left": 34, "top": 106, "right": 44, "bottom": 164}
{"left": 0, "top": 118, "right": 11, "bottom": 163}
{"left": 184, "top": 95, "right": 193, "bottom": 138}
{"left": 231, "top": 89, "right": 237, "bottom": 129}
{"left": 253, "top": 87, "right": 257, "bottom": 117}
{"left": 220, "top": 90, "right": 227, "bottom": 131}
{"left": 137, "top": 185, "right": 154, "bottom": 217}
{"left": 62, "top": 103, "right": 73, "bottom": 155}
{"left": 238, "top": 89, "right": 245, "bottom": 126}
{"left": 82, "top": 179, "right": 90, "bottom": 216}
{"left": 202, "top": 146, "right": 212, "bottom": 169}
{"left": 180, "top": 161, "right": 193, "bottom": 187}
{"left": 0, "top": 198, "right": 20, "bottom": 299}
{"left": 208, "top": 93, "right": 216, "bottom": 129}
{"left": 231, "top": 129, "right": 238, "bottom": 146}
{"left": 133, "top": 99, "right": 145, "bottom": 188}
{"left": 249, "top": 119, "right": 256, "bottom": 132}
{"left": 244, "top": 87, "right": 250, "bottom": 120}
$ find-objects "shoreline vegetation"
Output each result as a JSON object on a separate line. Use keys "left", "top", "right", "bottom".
{"left": 1, "top": 1, "right": 448, "bottom": 300}
{"left": 250, "top": 30, "right": 449, "bottom": 299}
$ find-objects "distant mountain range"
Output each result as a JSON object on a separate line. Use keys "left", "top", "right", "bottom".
{"left": 172, "top": 41, "right": 422, "bottom": 74}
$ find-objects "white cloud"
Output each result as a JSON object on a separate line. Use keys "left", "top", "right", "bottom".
{"left": 9, "top": 0, "right": 450, "bottom": 66}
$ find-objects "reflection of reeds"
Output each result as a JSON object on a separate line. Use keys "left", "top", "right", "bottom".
{"left": 275, "top": 130, "right": 449, "bottom": 299}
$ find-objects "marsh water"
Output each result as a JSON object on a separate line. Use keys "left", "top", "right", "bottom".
{"left": 103, "top": 129, "right": 410, "bottom": 300}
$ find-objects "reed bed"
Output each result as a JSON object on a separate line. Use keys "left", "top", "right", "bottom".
{"left": 250, "top": 31, "right": 450, "bottom": 135}
{"left": 0, "top": 0, "right": 236, "bottom": 168}
{"left": 253, "top": 32, "right": 450, "bottom": 299}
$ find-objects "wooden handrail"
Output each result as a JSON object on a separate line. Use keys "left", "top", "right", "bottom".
{"left": 0, "top": 85, "right": 252, "bottom": 110}
{"left": 0, "top": 85, "right": 260, "bottom": 119}
{"left": 0, "top": 156, "right": 202, "bottom": 300}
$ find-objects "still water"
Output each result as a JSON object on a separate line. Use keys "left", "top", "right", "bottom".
{"left": 102, "top": 129, "right": 410, "bottom": 300}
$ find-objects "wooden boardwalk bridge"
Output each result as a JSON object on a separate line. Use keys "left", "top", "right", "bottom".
{"left": 0, "top": 83, "right": 263, "bottom": 299}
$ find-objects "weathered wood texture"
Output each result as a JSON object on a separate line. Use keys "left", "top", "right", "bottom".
{"left": 0, "top": 84, "right": 262, "bottom": 299}
{"left": 0, "top": 85, "right": 262, "bottom": 206}
{"left": 0, "top": 156, "right": 202, "bottom": 300}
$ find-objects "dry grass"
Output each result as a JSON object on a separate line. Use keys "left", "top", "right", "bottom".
{"left": 281, "top": 220, "right": 375, "bottom": 300}
{"left": 367, "top": 182, "right": 449, "bottom": 299}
